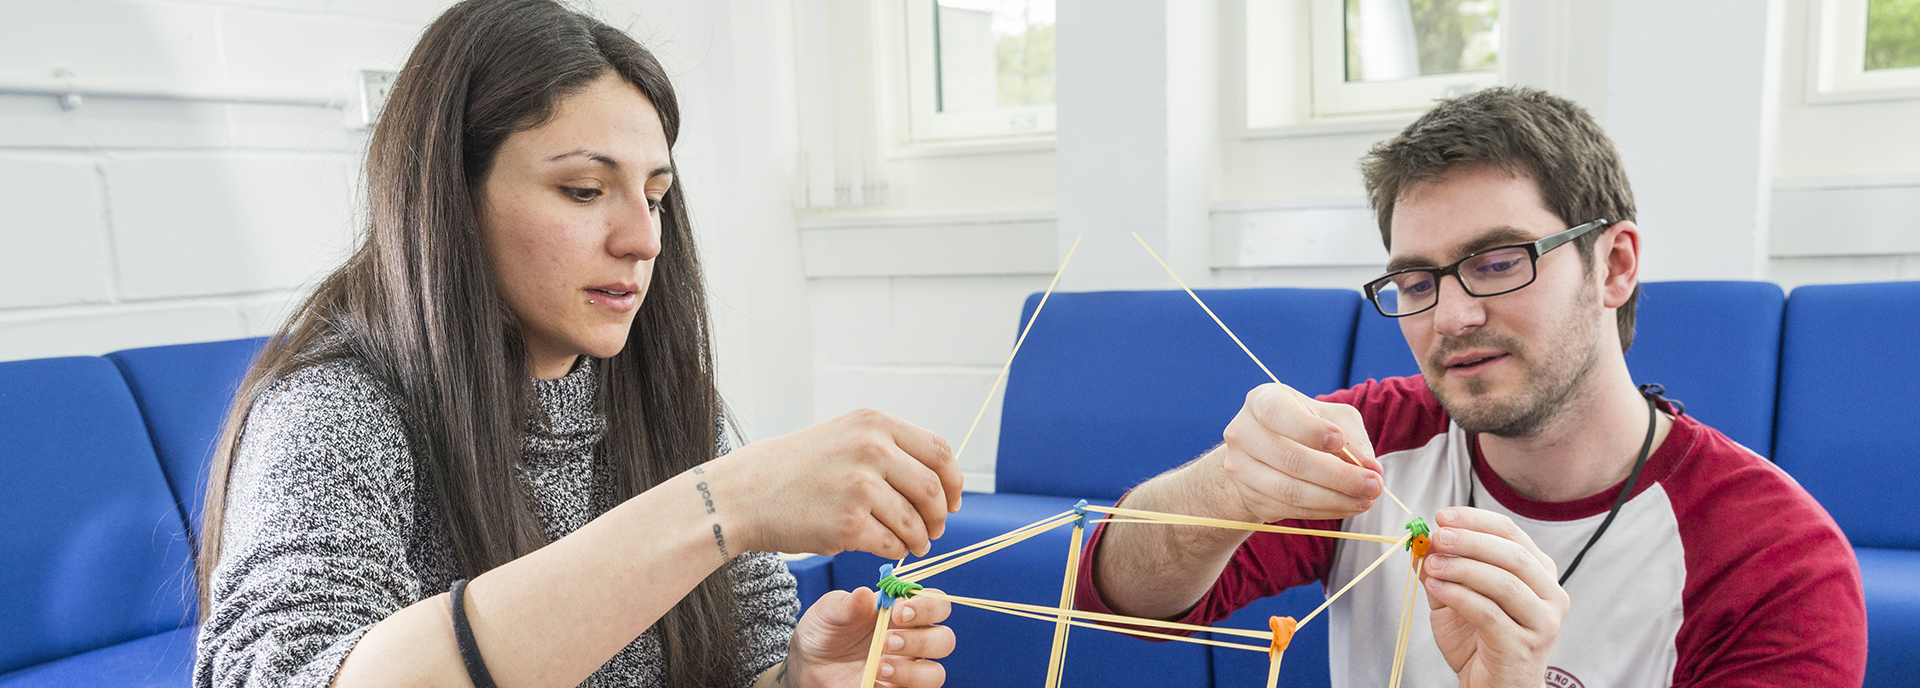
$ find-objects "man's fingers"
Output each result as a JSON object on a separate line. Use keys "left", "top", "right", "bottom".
{"left": 1434, "top": 507, "right": 1558, "bottom": 579}
{"left": 1315, "top": 401, "right": 1379, "bottom": 468}
{"left": 1427, "top": 526, "right": 1560, "bottom": 601}
{"left": 1422, "top": 573, "right": 1525, "bottom": 634}
{"left": 1230, "top": 466, "right": 1376, "bottom": 518}
{"left": 1422, "top": 554, "right": 1562, "bottom": 633}
{"left": 1243, "top": 384, "right": 1348, "bottom": 453}
{"left": 1224, "top": 439, "right": 1379, "bottom": 514}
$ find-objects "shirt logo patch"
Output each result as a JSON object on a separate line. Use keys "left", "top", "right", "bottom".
{"left": 1545, "top": 667, "right": 1586, "bottom": 688}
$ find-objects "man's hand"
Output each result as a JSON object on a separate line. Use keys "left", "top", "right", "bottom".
{"left": 776, "top": 588, "right": 954, "bottom": 688}
{"left": 1216, "top": 383, "right": 1384, "bottom": 522}
{"left": 1421, "top": 507, "right": 1568, "bottom": 688}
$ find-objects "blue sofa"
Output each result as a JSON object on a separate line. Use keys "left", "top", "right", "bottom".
{"left": 2, "top": 280, "right": 1910, "bottom": 686}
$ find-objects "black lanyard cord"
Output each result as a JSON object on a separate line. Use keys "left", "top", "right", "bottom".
{"left": 1466, "top": 390, "right": 1662, "bottom": 586}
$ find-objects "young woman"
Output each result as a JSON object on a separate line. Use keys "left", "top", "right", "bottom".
{"left": 193, "top": 2, "right": 960, "bottom": 686}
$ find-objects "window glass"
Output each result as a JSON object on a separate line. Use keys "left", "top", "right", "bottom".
{"left": 935, "top": 0, "right": 1055, "bottom": 113}
{"left": 1867, "top": 0, "right": 1920, "bottom": 70}
{"left": 1342, "top": 0, "right": 1498, "bottom": 83}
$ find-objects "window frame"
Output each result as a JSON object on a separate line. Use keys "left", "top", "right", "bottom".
{"left": 1305, "top": 0, "right": 1501, "bottom": 118}
{"left": 1807, "top": 0, "right": 1920, "bottom": 104}
{"left": 901, "top": 0, "right": 1057, "bottom": 142}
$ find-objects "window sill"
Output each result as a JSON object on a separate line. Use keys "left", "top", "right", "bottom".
{"left": 886, "top": 136, "right": 1056, "bottom": 160}
{"left": 1238, "top": 115, "right": 1417, "bottom": 141}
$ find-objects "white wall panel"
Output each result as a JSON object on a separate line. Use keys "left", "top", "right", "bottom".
{"left": 106, "top": 154, "right": 356, "bottom": 299}
{"left": 809, "top": 277, "right": 892, "bottom": 365}
{"left": 228, "top": 103, "right": 365, "bottom": 152}
{"left": 1210, "top": 198, "right": 1386, "bottom": 268}
{"left": 812, "top": 364, "right": 1003, "bottom": 477}
{"left": 0, "top": 303, "right": 246, "bottom": 361}
{"left": 0, "top": 0, "right": 224, "bottom": 90}
{"left": 1771, "top": 175, "right": 1920, "bottom": 257}
{"left": 0, "top": 94, "right": 229, "bottom": 149}
{"left": 889, "top": 275, "right": 1048, "bottom": 367}
{"left": 1770, "top": 254, "right": 1920, "bottom": 289}
{"left": 0, "top": 158, "right": 113, "bottom": 309}
{"left": 218, "top": 10, "right": 420, "bottom": 97}
{"left": 798, "top": 213, "right": 1057, "bottom": 278}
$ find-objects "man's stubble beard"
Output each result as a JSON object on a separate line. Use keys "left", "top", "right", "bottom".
{"left": 1424, "top": 278, "right": 1604, "bottom": 439}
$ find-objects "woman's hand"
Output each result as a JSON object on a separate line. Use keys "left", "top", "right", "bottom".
{"left": 702, "top": 409, "right": 964, "bottom": 560}
{"left": 776, "top": 588, "right": 955, "bottom": 688}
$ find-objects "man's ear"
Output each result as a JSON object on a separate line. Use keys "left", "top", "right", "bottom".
{"left": 1598, "top": 220, "right": 1640, "bottom": 309}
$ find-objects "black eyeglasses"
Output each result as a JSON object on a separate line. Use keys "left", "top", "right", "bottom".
{"left": 1363, "top": 219, "right": 1612, "bottom": 318}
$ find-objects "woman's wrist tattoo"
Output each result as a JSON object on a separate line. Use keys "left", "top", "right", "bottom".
{"left": 692, "top": 466, "right": 729, "bottom": 559}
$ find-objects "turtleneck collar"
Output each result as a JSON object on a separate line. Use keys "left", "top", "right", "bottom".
{"left": 525, "top": 357, "right": 605, "bottom": 461}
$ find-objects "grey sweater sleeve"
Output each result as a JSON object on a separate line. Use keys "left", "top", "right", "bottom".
{"left": 729, "top": 553, "right": 802, "bottom": 687}
{"left": 195, "top": 361, "right": 423, "bottom": 688}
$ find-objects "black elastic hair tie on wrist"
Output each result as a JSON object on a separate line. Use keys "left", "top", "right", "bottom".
{"left": 449, "top": 579, "right": 500, "bottom": 688}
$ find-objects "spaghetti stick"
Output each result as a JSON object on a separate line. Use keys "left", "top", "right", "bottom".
{"left": 897, "top": 517, "right": 1078, "bottom": 584}
{"left": 1044, "top": 523, "right": 1085, "bottom": 688}
{"left": 951, "top": 236, "right": 1082, "bottom": 465}
{"left": 921, "top": 592, "right": 1273, "bottom": 641}
{"left": 1087, "top": 518, "right": 1397, "bottom": 544}
{"left": 1389, "top": 558, "right": 1419, "bottom": 688}
{"left": 1266, "top": 650, "right": 1284, "bottom": 688}
{"left": 1297, "top": 533, "right": 1412, "bottom": 628}
{"left": 895, "top": 511, "right": 1077, "bottom": 577}
{"left": 1084, "top": 506, "right": 1404, "bottom": 544}
{"left": 937, "top": 595, "right": 1272, "bottom": 653}
{"left": 857, "top": 607, "right": 892, "bottom": 688}
{"left": 1130, "top": 232, "right": 1412, "bottom": 517}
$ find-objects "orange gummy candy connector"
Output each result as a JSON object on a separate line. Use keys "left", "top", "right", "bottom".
{"left": 1269, "top": 616, "right": 1298, "bottom": 658}
{"left": 1410, "top": 533, "right": 1431, "bottom": 559}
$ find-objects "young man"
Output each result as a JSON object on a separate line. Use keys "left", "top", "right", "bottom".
{"left": 1074, "top": 88, "right": 1865, "bottom": 687}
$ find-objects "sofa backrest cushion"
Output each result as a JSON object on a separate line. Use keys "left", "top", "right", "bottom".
{"left": 1623, "top": 281, "right": 1784, "bottom": 456}
{"left": 1347, "top": 291, "right": 1419, "bottom": 387}
{"left": 997, "top": 288, "right": 1359, "bottom": 499}
{"left": 0, "top": 356, "right": 195, "bottom": 673}
{"left": 107, "top": 337, "right": 268, "bottom": 539}
{"left": 1774, "top": 281, "right": 1920, "bottom": 549}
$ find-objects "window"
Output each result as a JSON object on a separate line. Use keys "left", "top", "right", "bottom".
{"left": 904, "top": 0, "right": 1056, "bottom": 141}
{"left": 1308, "top": 0, "right": 1500, "bottom": 117}
{"left": 1810, "top": 0, "right": 1920, "bottom": 102}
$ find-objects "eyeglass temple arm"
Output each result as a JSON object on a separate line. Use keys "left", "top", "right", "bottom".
{"left": 1534, "top": 218, "right": 1611, "bottom": 254}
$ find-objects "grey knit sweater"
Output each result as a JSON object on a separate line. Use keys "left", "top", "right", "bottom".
{"left": 195, "top": 357, "right": 797, "bottom": 687}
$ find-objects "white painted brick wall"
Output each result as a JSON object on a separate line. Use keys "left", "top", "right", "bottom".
{"left": 107, "top": 154, "right": 358, "bottom": 299}
{"left": 0, "top": 0, "right": 449, "bottom": 362}
{"left": 0, "top": 157, "right": 113, "bottom": 309}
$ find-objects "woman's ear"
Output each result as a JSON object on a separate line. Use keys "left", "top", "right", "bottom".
{"left": 1598, "top": 220, "right": 1640, "bottom": 309}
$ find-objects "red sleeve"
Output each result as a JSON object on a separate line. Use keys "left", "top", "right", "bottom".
{"left": 1662, "top": 420, "right": 1868, "bottom": 686}
{"left": 1073, "top": 376, "right": 1444, "bottom": 630}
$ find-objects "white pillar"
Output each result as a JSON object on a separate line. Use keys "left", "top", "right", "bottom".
{"left": 1604, "top": 0, "right": 1784, "bottom": 281}
{"left": 1055, "top": 0, "right": 1218, "bottom": 291}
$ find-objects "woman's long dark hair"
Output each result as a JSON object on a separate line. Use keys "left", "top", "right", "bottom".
{"left": 198, "top": 1, "right": 740, "bottom": 682}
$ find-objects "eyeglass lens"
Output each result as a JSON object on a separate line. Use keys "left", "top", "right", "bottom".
{"left": 1375, "top": 246, "right": 1535, "bottom": 316}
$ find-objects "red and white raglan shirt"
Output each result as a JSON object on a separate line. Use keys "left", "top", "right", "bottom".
{"left": 1076, "top": 375, "right": 1866, "bottom": 687}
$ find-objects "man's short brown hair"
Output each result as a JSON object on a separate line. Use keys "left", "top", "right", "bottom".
{"left": 1360, "top": 86, "right": 1641, "bottom": 352}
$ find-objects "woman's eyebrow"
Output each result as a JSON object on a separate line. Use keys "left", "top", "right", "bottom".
{"left": 546, "top": 149, "right": 620, "bottom": 168}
